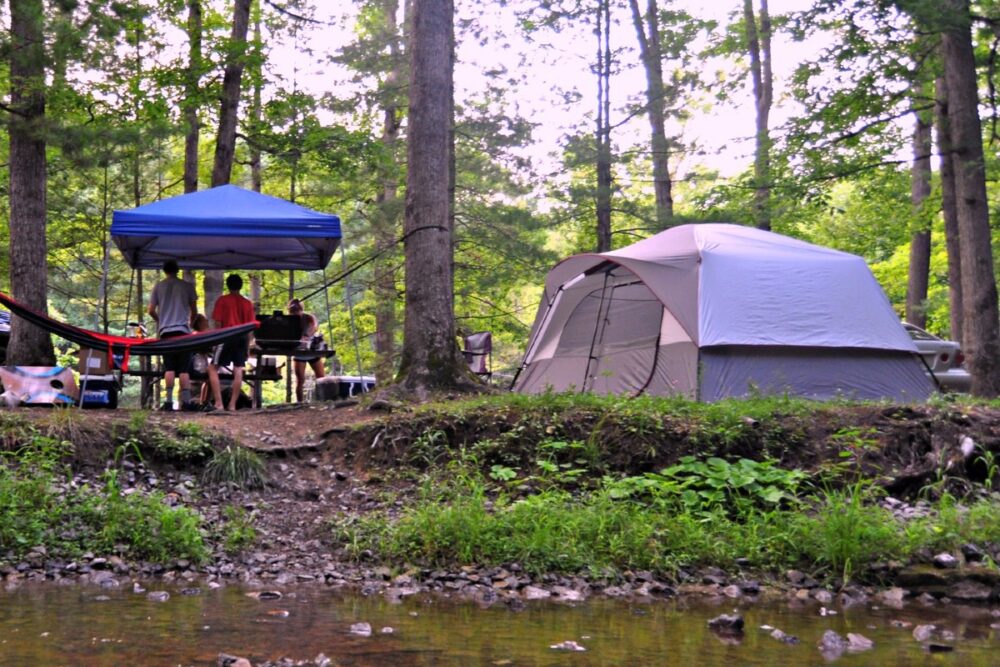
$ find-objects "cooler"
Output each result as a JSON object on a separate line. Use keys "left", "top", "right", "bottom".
{"left": 79, "top": 374, "right": 119, "bottom": 409}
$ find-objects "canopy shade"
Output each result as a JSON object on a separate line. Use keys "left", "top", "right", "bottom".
{"left": 111, "top": 185, "right": 342, "bottom": 270}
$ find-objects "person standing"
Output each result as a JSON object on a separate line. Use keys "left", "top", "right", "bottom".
{"left": 148, "top": 259, "right": 198, "bottom": 411}
{"left": 208, "top": 274, "right": 256, "bottom": 411}
{"left": 288, "top": 298, "right": 327, "bottom": 402}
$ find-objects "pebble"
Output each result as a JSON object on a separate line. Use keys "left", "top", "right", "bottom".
{"left": 349, "top": 622, "right": 372, "bottom": 637}
{"left": 550, "top": 640, "right": 586, "bottom": 652}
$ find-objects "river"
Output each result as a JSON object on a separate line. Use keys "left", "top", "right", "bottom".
{"left": 0, "top": 583, "right": 997, "bottom": 665}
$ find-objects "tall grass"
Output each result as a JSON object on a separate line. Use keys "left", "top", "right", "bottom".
{"left": 334, "top": 465, "right": 1000, "bottom": 582}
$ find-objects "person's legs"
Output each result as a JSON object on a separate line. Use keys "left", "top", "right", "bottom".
{"left": 310, "top": 358, "right": 326, "bottom": 380}
{"left": 294, "top": 359, "right": 306, "bottom": 402}
{"left": 229, "top": 367, "right": 244, "bottom": 411}
{"left": 163, "top": 370, "right": 176, "bottom": 409}
{"left": 208, "top": 365, "right": 224, "bottom": 409}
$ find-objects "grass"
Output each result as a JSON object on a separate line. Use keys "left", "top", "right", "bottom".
{"left": 0, "top": 435, "right": 207, "bottom": 563}
{"left": 333, "top": 461, "right": 1000, "bottom": 583}
{"left": 203, "top": 446, "right": 267, "bottom": 490}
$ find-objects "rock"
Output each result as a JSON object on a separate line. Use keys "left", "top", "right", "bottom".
{"left": 522, "top": 586, "right": 551, "bottom": 600}
{"left": 722, "top": 585, "right": 742, "bottom": 599}
{"left": 249, "top": 590, "right": 282, "bottom": 600}
{"left": 912, "top": 624, "right": 936, "bottom": 642}
{"left": 770, "top": 629, "right": 799, "bottom": 644}
{"left": 146, "top": 591, "right": 170, "bottom": 602}
{"left": 738, "top": 580, "right": 760, "bottom": 595}
{"left": 881, "top": 587, "right": 906, "bottom": 604}
{"left": 932, "top": 553, "right": 959, "bottom": 569}
{"left": 961, "top": 543, "right": 985, "bottom": 562}
{"left": 380, "top": 627, "right": 394, "bottom": 634}
{"left": 549, "top": 640, "right": 586, "bottom": 652}
{"left": 927, "top": 643, "right": 954, "bottom": 653}
{"left": 217, "top": 654, "right": 252, "bottom": 667}
{"left": 551, "top": 586, "right": 585, "bottom": 602}
{"left": 847, "top": 633, "right": 874, "bottom": 651}
{"left": 946, "top": 579, "right": 992, "bottom": 602}
{"left": 180, "top": 587, "right": 202, "bottom": 596}
{"left": 349, "top": 622, "right": 372, "bottom": 637}
{"left": 812, "top": 589, "right": 833, "bottom": 604}
{"left": 818, "top": 630, "right": 848, "bottom": 654}
{"left": 707, "top": 614, "right": 744, "bottom": 633}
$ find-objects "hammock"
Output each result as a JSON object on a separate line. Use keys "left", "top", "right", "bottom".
{"left": 0, "top": 292, "right": 258, "bottom": 369}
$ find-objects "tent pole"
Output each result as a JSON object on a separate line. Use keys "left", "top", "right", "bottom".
{"left": 582, "top": 269, "right": 612, "bottom": 392}
{"left": 509, "top": 285, "right": 562, "bottom": 391}
{"left": 341, "top": 244, "right": 366, "bottom": 387}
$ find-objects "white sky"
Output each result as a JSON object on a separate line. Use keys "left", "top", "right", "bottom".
{"left": 274, "top": 0, "right": 822, "bottom": 184}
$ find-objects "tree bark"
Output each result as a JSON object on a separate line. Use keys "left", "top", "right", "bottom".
{"left": 906, "top": 95, "right": 932, "bottom": 328}
{"left": 373, "top": 0, "right": 403, "bottom": 385}
{"left": 935, "top": 74, "right": 963, "bottom": 344}
{"left": 940, "top": 1, "right": 1000, "bottom": 396}
{"left": 595, "top": 0, "right": 613, "bottom": 252}
{"left": 396, "top": 0, "right": 471, "bottom": 393}
{"left": 206, "top": 0, "right": 252, "bottom": 317}
{"left": 184, "top": 0, "right": 202, "bottom": 195}
{"left": 7, "top": 0, "right": 55, "bottom": 365}
{"left": 744, "top": 0, "right": 772, "bottom": 231}
{"left": 628, "top": 0, "right": 673, "bottom": 228}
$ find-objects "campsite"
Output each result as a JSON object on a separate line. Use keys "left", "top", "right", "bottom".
{"left": 7, "top": 0, "right": 1000, "bottom": 665}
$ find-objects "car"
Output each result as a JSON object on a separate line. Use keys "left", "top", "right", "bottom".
{"left": 903, "top": 322, "right": 972, "bottom": 393}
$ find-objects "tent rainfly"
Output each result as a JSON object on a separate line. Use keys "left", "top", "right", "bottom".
{"left": 513, "top": 223, "right": 935, "bottom": 402}
{"left": 110, "top": 185, "right": 342, "bottom": 271}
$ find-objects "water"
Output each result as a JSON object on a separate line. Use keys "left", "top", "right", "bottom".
{"left": 0, "top": 583, "right": 997, "bottom": 666}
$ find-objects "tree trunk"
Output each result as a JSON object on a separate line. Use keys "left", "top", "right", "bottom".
{"left": 183, "top": 0, "right": 202, "bottom": 195}
{"left": 396, "top": 0, "right": 471, "bottom": 393}
{"left": 906, "top": 97, "right": 932, "bottom": 327}
{"left": 628, "top": 0, "right": 673, "bottom": 228}
{"left": 249, "top": 1, "right": 262, "bottom": 193}
{"left": 935, "top": 74, "right": 963, "bottom": 344}
{"left": 7, "top": 0, "right": 55, "bottom": 365}
{"left": 940, "top": 1, "right": 1000, "bottom": 396}
{"left": 595, "top": 0, "right": 613, "bottom": 252}
{"left": 206, "top": 0, "right": 252, "bottom": 317}
{"left": 744, "top": 0, "right": 772, "bottom": 231}
{"left": 374, "top": 0, "right": 403, "bottom": 385}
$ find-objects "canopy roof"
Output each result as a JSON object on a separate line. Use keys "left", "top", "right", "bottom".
{"left": 111, "top": 185, "right": 342, "bottom": 270}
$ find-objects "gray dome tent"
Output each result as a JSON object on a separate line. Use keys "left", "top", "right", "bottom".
{"left": 513, "top": 224, "right": 934, "bottom": 402}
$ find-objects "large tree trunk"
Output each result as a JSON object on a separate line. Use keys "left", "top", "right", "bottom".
{"left": 940, "top": 1, "right": 1000, "bottom": 396}
{"left": 935, "top": 74, "right": 963, "bottom": 344}
{"left": 595, "top": 0, "right": 613, "bottom": 252}
{"left": 206, "top": 0, "right": 251, "bottom": 317}
{"left": 628, "top": 0, "right": 673, "bottom": 228}
{"left": 7, "top": 0, "right": 55, "bottom": 365}
{"left": 396, "top": 0, "right": 471, "bottom": 393}
{"left": 906, "top": 98, "right": 932, "bottom": 327}
{"left": 744, "top": 0, "right": 772, "bottom": 231}
{"left": 373, "top": 0, "right": 403, "bottom": 385}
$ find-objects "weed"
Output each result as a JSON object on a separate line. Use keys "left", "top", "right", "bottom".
{"left": 220, "top": 505, "right": 257, "bottom": 553}
{"left": 203, "top": 446, "right": 267, "bottom": 490}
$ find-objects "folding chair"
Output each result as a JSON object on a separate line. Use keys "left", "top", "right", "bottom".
{"left": 462, "top": 331, "right": 493, "bottom": 382}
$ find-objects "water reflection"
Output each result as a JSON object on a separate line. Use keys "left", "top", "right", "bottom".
{"left": 0, "top": 583, "right": 997, "bottom": 666}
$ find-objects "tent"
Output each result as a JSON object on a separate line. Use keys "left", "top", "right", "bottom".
{"left": 513, "top": 223, "right": 935, "bottom": 402}
{"left": 111, "top": 184, "right": 342, "bottom": 271}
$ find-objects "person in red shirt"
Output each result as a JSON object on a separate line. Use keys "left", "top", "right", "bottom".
{"left": 207, "top": 274, "right": 256, "bottom": 411}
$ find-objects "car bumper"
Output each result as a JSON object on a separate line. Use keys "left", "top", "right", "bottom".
{"left": 931, "top": 369, "right": 972, "bottom": 393}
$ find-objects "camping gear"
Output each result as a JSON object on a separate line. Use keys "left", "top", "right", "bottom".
{"left": 314, "top": 376, "right": 340, "bottom": 401}
{"left": 0, "top": 367, "right": 79, "bottom": 406}
{"left": 77, "top": 346, "right": 121, "bottom": 375}
{"left": 255, "top": 312, "right": 304, "bottom": 351}
{"left": 513, "top": 223, "right": 935, "bottom": 402}
{"left": 79, "top": 374, "right": 120, "bottom": 409}
{"left": 463, "top": 332, "right": 493, "bottom": 381}
{"left": 110, "top": 184, "right": 342, "bottom": 271}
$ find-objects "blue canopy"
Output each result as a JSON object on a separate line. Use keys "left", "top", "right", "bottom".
{"left": 111, "top": 185, "right": 342, "bottom": 270}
